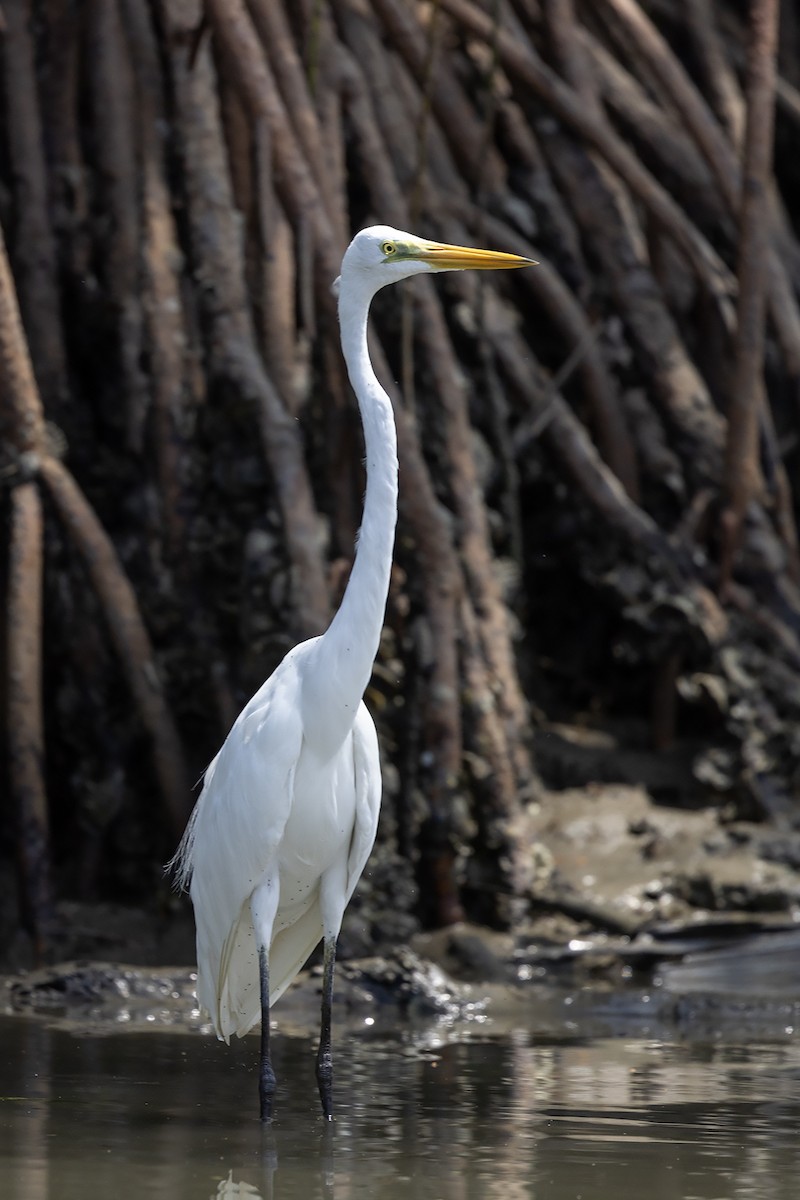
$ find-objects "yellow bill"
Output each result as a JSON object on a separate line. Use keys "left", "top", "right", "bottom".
{"left": 415, "top": 239, "right": 536, "bottom": 271}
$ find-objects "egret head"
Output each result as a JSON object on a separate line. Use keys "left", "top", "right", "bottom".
{"left": 335, "top": 225, "right": 535, "bottom": 298}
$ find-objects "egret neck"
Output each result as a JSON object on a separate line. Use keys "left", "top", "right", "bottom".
{"left": 303, "top": 278, "right": 398, "bottom": 757}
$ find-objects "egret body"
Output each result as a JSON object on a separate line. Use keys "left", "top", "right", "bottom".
{"left": 171, "top": 226, "right": 533, "bottom": 1122}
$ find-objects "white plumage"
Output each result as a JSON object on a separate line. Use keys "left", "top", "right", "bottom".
{"left": 176, "top": 648, "right": 380, "bottom": 1040}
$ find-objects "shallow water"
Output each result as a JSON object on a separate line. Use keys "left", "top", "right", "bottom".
{"left": 1, "top": 1011, "right": 799, "bottom": 1200}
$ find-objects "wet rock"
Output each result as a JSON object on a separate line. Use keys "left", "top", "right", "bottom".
{"left": 411, "top": 923, "right": 516, "bottom": 983}
{"left": 335, "top": 946, "right": 484, "bottom": 1021}
{"left": 5, "top": 960, "right": 200, "bottom": 1030}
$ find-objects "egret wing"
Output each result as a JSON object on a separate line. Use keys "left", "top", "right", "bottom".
{"left": 231, "top": 701, "right": 382, "bottom": 1034}
{"left": 345, "top": 703, "right": 382, "bottom": 904}
{"left": 254, "top": 704, "right": 382, "bottom": 1029}
{"left": 185, "top": 644, "right": 312, "bottom": 1039}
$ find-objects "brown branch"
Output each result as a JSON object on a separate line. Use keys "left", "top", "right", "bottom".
{"left": 416, "top": 279, "right": 534, "bottom": 787}
{"left": 1, "top": 0, "right": 69, "bottom": 413}
{"left": 392, "top": 404, "right": 465, "bottom": 810}
{"left": 38, "top": 455, "right": 190, "bottom": 841}
{"left": 0, "top": 220, "right": 47, "bottom": 456}
{"left": 7, "top": 483, "right": 57, "bottom": 959}
{"left": 120, "top": 0, "right": 193, "bottom": 561}
{"left": 214, "top": 68, "right": 299, "bottom": 413}
{"left": 543, "top": 0, "right": 600, "bottom": 112}
{"left": 720, "top": 0, "right": 781, "bottom": 591}
{"left": 86, "top": 0, "right": 149, "bottom": 450}
{"left": 217, "top": 78, "right": 254, "bottom": 219}
{"left": 682, "top": 0, "right": 745, "bottom": 146}
{"left": 459, "top": 593, "right": 534, "bottom": 926}
{"left": 316, "top": 76, "right": 349, "bottom": 251}
{"left": 0, "top": 218, "right": 55, "bottom": 956}
{"left": 260, "top": 201, "right": 300, "bottom": 415}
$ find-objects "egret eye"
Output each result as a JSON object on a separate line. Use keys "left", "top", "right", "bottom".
{"left": 382, "top": 241, "right": 397, "bottom": 256}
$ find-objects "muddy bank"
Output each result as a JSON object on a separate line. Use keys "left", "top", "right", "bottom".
{"left": 5, "top": 919, "right": 800, "bottom": 1048}
{"left": 3, "top": 754, "right": 799, "bottom": 1043}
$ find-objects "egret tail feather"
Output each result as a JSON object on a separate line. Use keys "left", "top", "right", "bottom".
{"left": 206, "top": 897, "right": 327, "bottom": 1041}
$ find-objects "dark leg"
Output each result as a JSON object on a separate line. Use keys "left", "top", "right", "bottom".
{"left": 315, "top": 937, "right": 337, "bottom": 1120}
{"left": 259, "top": 943, "right": 277, "bottom": 1122}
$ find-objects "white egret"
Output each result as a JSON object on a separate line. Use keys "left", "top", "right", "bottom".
{"left": 171, "top": 226, "right": 533, "bottom": 1122}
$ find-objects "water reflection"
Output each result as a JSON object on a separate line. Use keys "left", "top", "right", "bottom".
{"left": 216, "top": 1171, "right": 263, "bottom": 1199}
{"left": 0, "top": 1015, "right": 799, "bottom": 1199}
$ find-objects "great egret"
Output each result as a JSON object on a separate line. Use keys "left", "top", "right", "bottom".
{"left": 171, "top": 226, "right": 533, "bottom": 1123}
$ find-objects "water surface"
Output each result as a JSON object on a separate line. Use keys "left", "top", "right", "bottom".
{"left": 1, "top": 1012, "right": 799, "bottom": 1199}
